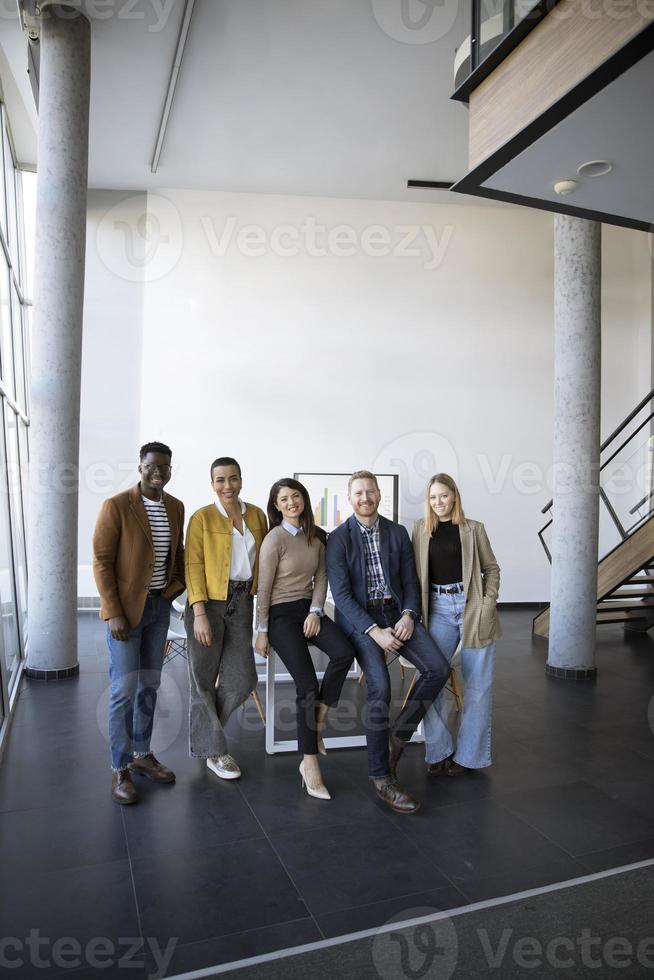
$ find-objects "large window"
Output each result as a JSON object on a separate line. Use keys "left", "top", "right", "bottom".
{"left": 0, "top": 101, "right": 32, "bottom": 735}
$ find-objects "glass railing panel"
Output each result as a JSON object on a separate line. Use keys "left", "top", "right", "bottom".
{"left": 600, "top": 426, "right": 654, "bottom": 539}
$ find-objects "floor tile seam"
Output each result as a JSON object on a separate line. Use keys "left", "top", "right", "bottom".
{"left": 233, "top": 782, "right": 327, "bottom": 942}
{"left": 236, "top": 776, "right": 377, "bottom": 815}
{"left": 450, "top": 853, "right": 589, "bottom": 904}
{"left": 174, "top": 864, "right": 654, "bottom": 979}
{"left": 378, "top": 803, "right": 467, "bottom": 896}
{"left": 572, "top": 827, "right": 654, "bottom": 861}
{"left": 312, "top": 881, "right": 469, "bottom": 925}
{"left": 492, "top": 797, "right": 590, "bottom": 862}
{"left": 121, "top": 806, "right": 145, "bottom": 942}
{"left": 498, "top": 777, "right": 654, "bottom": 848}
{"left": 160, "top": 913, "right": 324, "bottom": 956}
{"left": 126, "top": 830, "right": 270, "bottom": 858}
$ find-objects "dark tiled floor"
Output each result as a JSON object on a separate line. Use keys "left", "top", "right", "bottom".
{"left": 2, "top": 609, "right": 654, "bottom": 979}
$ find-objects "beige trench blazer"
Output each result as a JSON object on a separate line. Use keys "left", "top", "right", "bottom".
{"left": 412, "top": 517, "right": 501, "bottom": 648}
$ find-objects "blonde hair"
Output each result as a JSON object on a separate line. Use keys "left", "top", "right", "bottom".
{"left": 348, "top": 470, "right": 380, "bottom": 494}
{"left": 425, "top": 473, "right": 465, "bottom": 535}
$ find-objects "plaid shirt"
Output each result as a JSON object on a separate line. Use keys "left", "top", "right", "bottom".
{"left": 356, "top": 517, "right": 392, "bottom": 601}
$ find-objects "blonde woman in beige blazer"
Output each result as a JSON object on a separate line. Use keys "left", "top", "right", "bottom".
{"left": 412, "top": 473, "right": 500, "bottom": 775}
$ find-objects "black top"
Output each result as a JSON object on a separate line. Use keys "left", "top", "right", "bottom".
{"left": 428, "top": 520, "right": 463, "bottom": 585}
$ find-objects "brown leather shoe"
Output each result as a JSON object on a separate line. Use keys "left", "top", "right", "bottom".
{"left": 128, "top": 753, "right": 176, "bottom": 783}
{"left": 427, "top": 758, "right": 451, "bottom": 776}
{"left": 112, "top": 769, "right": 138, "bottom": 805}
{"left": 388, "top": 733, "right": 407, "bottom": 782}
{"left": 373, "top": 777, "right": 420, "bottom": 814}
{"left": 446, "top": 761, "right": 471, "bottom": 777}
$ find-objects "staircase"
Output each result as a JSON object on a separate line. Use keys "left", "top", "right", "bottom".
{"left": 533, "top": 389, "right": 654, "bottom": 638}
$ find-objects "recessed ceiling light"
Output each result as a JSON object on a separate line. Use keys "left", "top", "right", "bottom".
{"left": 577, "top": 160, "right": 613, "bottom": 177}
{"left": 554, "top": 179, "right": 578, "bottom": 195}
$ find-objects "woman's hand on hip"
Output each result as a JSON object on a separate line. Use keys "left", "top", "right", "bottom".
{"left": 255, "top": 632, "right": 269, "bottom": 657}
{"left": 193, "top": 613, "right": 213, "bottom": 648}
{"left": 303, "top": 613, "right": 321, "bottom": 639}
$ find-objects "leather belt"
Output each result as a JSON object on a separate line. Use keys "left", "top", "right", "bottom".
{"left": 367, "top": 598, "right": 395, "bottom": 609}
{"left": 148, "top": 588, "right": 164, "bottom": 596}
{"left": 431, "top": 583, "right": 464, "bottom": 595}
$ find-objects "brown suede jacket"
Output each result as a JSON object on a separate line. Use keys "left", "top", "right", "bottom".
{"left": 92, "top": 483, "right": 185, "bottom": 628}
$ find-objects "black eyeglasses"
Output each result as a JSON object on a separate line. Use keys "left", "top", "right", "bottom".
{"left": 142, "top": 464, "right": 171, "bottom": 475}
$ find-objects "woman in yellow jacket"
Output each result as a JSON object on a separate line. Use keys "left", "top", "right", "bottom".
{"left": 412, "top": 473, "right": 500, "bottom": 776}
{"left": 185, "top": 456, "right": 267, "bottom": 780}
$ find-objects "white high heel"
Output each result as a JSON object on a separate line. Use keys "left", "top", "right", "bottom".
{"left": 299, "top": 761, "right": 331, "bottom": 800}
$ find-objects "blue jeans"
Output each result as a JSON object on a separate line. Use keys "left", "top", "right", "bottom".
{"left": 423, "top": 588, "right": 495, "bottom": 769}
{"left": 350, "top": 602, "right": 450, "bottom": 780}
{"left": 107, "top": 595, "right": 172, "bottom": 770}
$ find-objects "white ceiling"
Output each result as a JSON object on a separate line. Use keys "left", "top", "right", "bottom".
{"left": 481, "top": 46, "right": 654, "bottom": 227}
{"left": 1, "top": 0, "right": 474, "bottom": 203}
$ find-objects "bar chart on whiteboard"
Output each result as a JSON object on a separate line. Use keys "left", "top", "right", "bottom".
{"left": 294, "top": 473, "right": 399, "bottom": 532}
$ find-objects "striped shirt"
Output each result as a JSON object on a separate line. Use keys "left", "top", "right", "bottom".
{"left": 142, "top": 495, "right": 171, "bottom": 590}
{"left": 356, "top": 517, "right": 391, "bottom": 601}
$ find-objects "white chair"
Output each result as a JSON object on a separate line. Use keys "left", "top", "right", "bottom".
{"left": 164, "top": 591, "right": 188, "bottom": 663}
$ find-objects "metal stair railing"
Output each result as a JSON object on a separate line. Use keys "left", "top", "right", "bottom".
{"left": 538, "top": 386, "right": 654, "bottom": 565}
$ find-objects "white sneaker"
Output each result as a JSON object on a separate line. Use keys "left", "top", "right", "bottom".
{"left": 207, "top": 754, "right": 241, "bottom": 780}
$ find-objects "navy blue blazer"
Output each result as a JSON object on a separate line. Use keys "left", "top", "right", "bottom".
{"left": 325, "top": 514, "right": 421, "bottom": 638}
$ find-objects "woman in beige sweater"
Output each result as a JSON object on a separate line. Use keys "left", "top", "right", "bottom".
{"left": 255, "top": 478, "right": 355, "bottom": 799}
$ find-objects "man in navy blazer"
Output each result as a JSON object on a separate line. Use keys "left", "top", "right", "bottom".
{"left": 326, "top": 471, "right": 449, "bottom": 814}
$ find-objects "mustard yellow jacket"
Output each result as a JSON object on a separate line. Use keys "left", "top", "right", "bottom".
{"left": 185, "top": 502, "right": 268, "bottom": 604}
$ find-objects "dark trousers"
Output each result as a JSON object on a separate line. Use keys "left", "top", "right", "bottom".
{"left": 269, "top": 599, "right": 355, "bottom": 754}
{"left": 350, "top": 602, "right": 450, "bottom": 779}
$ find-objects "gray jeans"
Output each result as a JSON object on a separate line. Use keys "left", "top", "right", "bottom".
{"left": 186, "top": 583, "right": 257, "bottom": 758}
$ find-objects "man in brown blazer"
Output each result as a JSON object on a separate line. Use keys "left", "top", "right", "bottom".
{"left": 93, "top": 441, "right": 185, "bottom": 804}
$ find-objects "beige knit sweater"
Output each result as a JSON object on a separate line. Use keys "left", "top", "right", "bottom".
{"left": 256, "top": 525, "right": 327, "bottom": 629}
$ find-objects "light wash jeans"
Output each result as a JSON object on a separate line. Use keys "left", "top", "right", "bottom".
{"left": 423, "top": 586, "right": 496, "bottom": 769}
{"left": 107, "top": 595, "right": 172, "bottom": 770}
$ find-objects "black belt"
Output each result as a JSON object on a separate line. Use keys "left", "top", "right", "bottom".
{"left": 367, "top": 598, "right": 395, "bottom": 609}
{"left": 148, "top": 588, "right": 164, "bottom": 596}
{"left": 431, "top": 583, "right": 464, "bottom": 595}
{"left": 228, "top": 579, "right": 252, "bottom": 592}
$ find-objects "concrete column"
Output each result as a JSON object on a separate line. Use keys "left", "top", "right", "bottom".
{"left": 26, "top": 4, "right": 90, "bottom": 678}
{"left": 547, "top": 215, "right": 601, "bottom": 679}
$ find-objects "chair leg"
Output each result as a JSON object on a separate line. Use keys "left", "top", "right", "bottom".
{"left": 450, "top": 669, "right": 464, "bottom": 711}
{"left": 399, "top": 670, "right": 418, "bottom": 712}
{"left": 251, "top": 688, "right": 266, "bottom": 724}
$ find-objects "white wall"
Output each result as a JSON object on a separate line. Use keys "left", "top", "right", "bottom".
{"left": 79, "top": 190, "right": 146, "bottom": 595}
{"left": 79, "top": 188, "right": 652, "bottom": 601}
